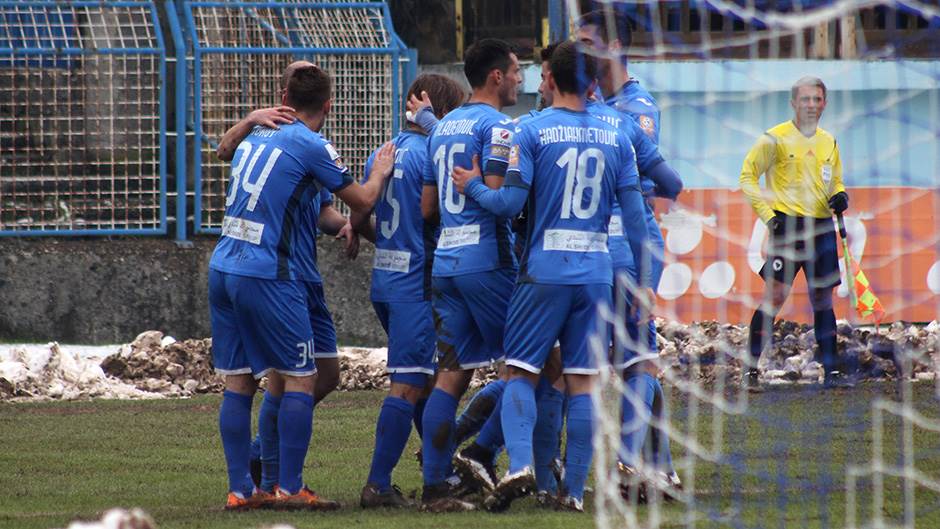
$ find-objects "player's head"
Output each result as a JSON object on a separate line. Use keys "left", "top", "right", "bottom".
{"left": 548, "top": 40, "right": 597, "bottom": 98}
{"left": 538, "top": 41, "right": 561, "bottom": 108}
{"left": 280, "top": 60, "right": 316, "bottom": 91}
{"left": 283, "top": 63, "right": 333, "bottom": 118}
{"left": 577, "top": 8, "right": 632, "bottom": 82}
{"left": 407, "top": 73, "right": 466, "bottom": 120}
{"left": 790, "top": 76, "right": 827, "bottom": 126}
{"left": 463, "top": 38, "right": 521, "bottom": 107}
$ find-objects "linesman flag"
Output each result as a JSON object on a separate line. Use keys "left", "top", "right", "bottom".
{"left": 837, "top": 213, "right": 886, "bottom": 325}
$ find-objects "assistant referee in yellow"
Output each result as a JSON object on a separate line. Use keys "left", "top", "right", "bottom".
{"left": 739, "top": 76, "right": 850, "bottom": 390}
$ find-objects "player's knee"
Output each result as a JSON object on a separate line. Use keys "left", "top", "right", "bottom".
{"left": 283, "top": 373, "right": 316, "bottom": 395}
{"left": 389, "top": 373, "right": 430, "bottom": 403}
{"left": 435, "top": 369, "right": 472, "bottom": 397}
{"left": 225, "top": 374, "right": 257, "bottom": 395}
{"left": 313, "top": 359, "right": 340, "bottom": 400}
{"left": 564, "top": 373, "right": 593, "bottom": 395}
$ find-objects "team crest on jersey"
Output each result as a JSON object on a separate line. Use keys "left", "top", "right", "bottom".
{"left": 639, "top": 115, "right": 655, "bottom": 137}
{"left": 324, "top": 142, "right": 347, "bottom": 170}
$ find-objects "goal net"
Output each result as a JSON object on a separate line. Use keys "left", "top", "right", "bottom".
{"left": 573, "top": 1, "right": 940, "bottom": 528}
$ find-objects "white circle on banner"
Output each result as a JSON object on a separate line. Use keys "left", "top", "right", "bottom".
{"left": 927, "top": 261, "right": 940, "bottom": 294}
{"left": 658, "top": 263, "right": 692, "bottom": 300}
{"left": 665, "top": 224, "right": 703, "bottom": 255}
{"left": 699, "top": 261, "right": 736, "bottom": 299}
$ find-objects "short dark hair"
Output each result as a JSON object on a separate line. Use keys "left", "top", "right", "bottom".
{"left": 285, "top": 64, "right": 332, "bottom": 113}
{"left": 539, "top": 41, "right": 561, "bottom": 63}
{"left": 579, "top": 8, "right": 633, "bottom": 49}
{"left": 463, "top": 38, "right": 515, "bottom": 89}
{"left": 550, "top": 40, "right": 596, "bottom": 95}
{"left": 407, "top": 73, "right": 466, "bottom": 119}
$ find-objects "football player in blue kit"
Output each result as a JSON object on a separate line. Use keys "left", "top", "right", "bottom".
{"left": 215, "top": 61, "right": 361, "bottom": 496}
{"left": 579, "top": 9, "right": 683, "bottom": 498}
{"left": 450, "top": 40, "right": 650, "bottom": 512}
{"left": 417, "top": 38, "right": 522, "bottom": 512}
{"left": 348, "top": 73, "right": 468, "bottom": 508}
{"left": 208, "top": 63, "right": 396, "bottom": 511}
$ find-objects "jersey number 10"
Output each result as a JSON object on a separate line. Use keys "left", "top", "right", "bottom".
{"left": 433, "top": 143, "right": 467, "bottom": 215}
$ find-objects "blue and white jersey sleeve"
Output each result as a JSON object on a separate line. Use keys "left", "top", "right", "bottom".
{"left": 480, "top": 115, "right": 515, "bottom": 177}
{"left": 505, "top": 123, "right": 536, "bottom": 189}
{"left": 305, "top": 137, "right": 354, "bottom": 192}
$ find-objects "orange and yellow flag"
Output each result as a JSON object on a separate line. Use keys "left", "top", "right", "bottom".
{"left": 848, "top": 255, "right": 886, "bottom": 325}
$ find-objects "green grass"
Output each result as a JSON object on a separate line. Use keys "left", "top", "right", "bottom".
{"left": 1, "top": 383, "right": 938, "bottom": 529}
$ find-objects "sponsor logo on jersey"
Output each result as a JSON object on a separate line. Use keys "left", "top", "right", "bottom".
{"left": 639, "top": 115, "right": 656, "bottom": 137}
{"left": 508, "top": 145, "right": 520, "bottom": 168}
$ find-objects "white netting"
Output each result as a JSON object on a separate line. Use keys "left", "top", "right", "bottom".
{"left": 575, "top": 1, "right": 940, "bottom": 527}
{"left": 187, "top": 2, "right": 403, "bottom": 229}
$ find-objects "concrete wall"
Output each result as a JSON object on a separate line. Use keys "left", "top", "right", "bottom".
{"left": 0, "top": 237, "right": 386, "bottom": 346}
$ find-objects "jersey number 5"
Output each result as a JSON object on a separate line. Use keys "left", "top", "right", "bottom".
{"left": 226, "top": 142, "right": 283, "bottom": 211}
{"left": 433, "top": 143, "right": 466, "bottom": 214}
{"left": 557, "top": 147, "right": 604, "bottom": 219}
{"left": 380, "top": 168, "right": 403, "bottom": 238}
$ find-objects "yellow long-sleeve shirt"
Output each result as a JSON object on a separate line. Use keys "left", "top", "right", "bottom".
{"left": 739, "top": 120, "right": 845, "bottom": 223}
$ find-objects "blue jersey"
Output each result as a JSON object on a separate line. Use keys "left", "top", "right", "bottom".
{"left": 508, "top": 107, "right": 640, "bottom": 285}
{"left": 365, "top": 130, "right": 437, "bottom": 302}
{"left": 588, "top": 100, "right": 664, "bottom": 269}
{"left": 292, "top": 187, "right": 334, "bottom": 283}
{"left": 423, "top": 102, "right": 517, "bottom": 277}
{"left": 606, "top": 79, "right": 660, "bottom": 144}
{"left": 209, "top": 122, "right": 353, "bottom": 280}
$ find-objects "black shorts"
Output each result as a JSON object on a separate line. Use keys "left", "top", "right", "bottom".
{"left": 759, "top": 212, "right": 841, "bottom": 290}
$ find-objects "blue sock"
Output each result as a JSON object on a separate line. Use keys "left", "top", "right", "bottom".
{"left": 455, "top": 379, "right": 506, "bottom": 445}
{"left": 367, "top": 396, "right": 415, "bottom": 491}
{"left": 413, "top": 397, "right": 428, "bottom": 438}
{"left": 650, "top": 379, "right": 674, "bottom": 473}
{"left": 563, "top": 394, "right": 594, "bottom": 501}
{"left": 534, "top": 381, "right": 565, "bottom": 492}
{"left": 620, "top": 373, "right": 656, "bottom": 466}
{"left": 250, "top": 435, "right": 261, "bottom": 462}
{"left": 421, "top": 388, "right": 458, "bottom": 486}
{"left": 219, "top": 390, "right": 254, "bottom": 496}
{"left": 277, "top": 392, "right": 315, "bottom": 494}
{"left": 257, "top": 391, "right": 281, "bottom": 492}
{"left": 474, "top": 394, "right": 504, "bottom": 453}
{"left": 501, "top": 378, "right": 536, "bottom": 474}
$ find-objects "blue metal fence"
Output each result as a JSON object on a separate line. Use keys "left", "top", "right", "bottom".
{"left": 0, "top": 0, "right": 411, "bottom": 240}
{"left": 0, "top": 1, "right": 168, "bottom": 236}
{"left": 181, "top": 1, "right": 410, "bottom": 234}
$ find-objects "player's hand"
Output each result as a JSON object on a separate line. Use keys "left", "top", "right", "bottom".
{"left": 336, "top": 221, "right": 360, "bottom": 260}
{"left": 451, "top": 154, "right": 482, "bottom": 194}
{"left": 370, "top": 142, "right": 397, "bottom": 181}
{"left": 828, "top": 191, "right": 849, "bottom": 214}
{"left": 406, "top": 91, "right": 434, "bottom": 122}
{"left": 248, "top": 106, "right": 296, "bottom": 129}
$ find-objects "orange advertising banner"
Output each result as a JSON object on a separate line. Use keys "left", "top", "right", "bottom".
{"left": 653, "top": 187, "right": 940, "bottom": 324}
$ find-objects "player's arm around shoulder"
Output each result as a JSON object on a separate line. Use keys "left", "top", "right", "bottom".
{"left": 216, "top": 106, "right": 295, "bottom": 161}
{"left": 480, "top": 116, "right": 516, "bottom": 189}
{"left": 334, "top": 141, "right": 396, "bottom": 213}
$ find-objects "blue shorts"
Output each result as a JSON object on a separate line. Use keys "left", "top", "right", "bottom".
{"left": 373, "top": 300, "right": 436, "bottom": 377}
{"left": 302, "top": 281, "right": 338, "bottom": 359}
{"left": 612, "top": 267, "right": 658, "bottom": 370}
{"left": 504, "top": 282, "right": 611, "bottom": 375}
{"left": 209, "top": 270, "right": 316, "bottom": 378}
{"left": 432, "top": 268, "right": 515, "bottom": 370}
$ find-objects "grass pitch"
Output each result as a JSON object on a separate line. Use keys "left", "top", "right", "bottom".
{"left": 1, "top": 383, "right": 938, "bottom": 529}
